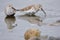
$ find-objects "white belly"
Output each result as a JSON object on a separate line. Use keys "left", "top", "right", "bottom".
{"left": 5, "top": 7, "right": 15, "bottom": 15}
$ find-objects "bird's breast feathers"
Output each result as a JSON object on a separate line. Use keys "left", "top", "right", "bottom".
{"left": 5, "top": 7, "right": 15, "bottom": 15}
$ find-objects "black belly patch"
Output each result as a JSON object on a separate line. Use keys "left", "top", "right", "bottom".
{"left": 7, "top": 13, "right": 15, "bottom": 17}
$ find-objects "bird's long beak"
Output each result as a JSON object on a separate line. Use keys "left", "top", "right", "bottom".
{"left": 12, "top": 7, "right": 16, "bottom": 10}
{"left": 41, "top": 8, "right": 46, "bottom": 17}
{"left": 12, "top": 7, "right": 20, "bottom": 11}
{"left": 16, "top": 9, "right": 20, "bottom": 11}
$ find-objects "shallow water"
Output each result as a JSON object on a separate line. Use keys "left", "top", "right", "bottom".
{"left": 0, "top": 0, "right": 60, "bottom": 40}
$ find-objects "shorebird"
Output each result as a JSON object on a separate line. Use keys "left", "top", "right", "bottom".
{"left": 4, "top": 4, "right": 16, "bottom": 16}
{"left": 24, "top": 28, "right": 40, "bottom": 40}
{"left": 17, "top": 4, "right": 46, "bottom": 17}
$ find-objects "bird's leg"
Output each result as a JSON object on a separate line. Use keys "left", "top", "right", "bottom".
{"left": 41, "top": 8, "right": 46, "bottom": 17}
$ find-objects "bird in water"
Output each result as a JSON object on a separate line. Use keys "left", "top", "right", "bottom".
{"left": 4, "top": 4, "right": 16, "bottom": 17}
{"left": 17, "top": 4, "right": 46, "bottom": 17}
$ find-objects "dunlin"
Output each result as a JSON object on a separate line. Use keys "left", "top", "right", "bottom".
{"left": 17, "top": 4, "right": 46, "bottom": 17}
{"left": 24, "top": 28, "right": 40, "bottom": 40}
{"left": 4, "top": 4, "right": 16, "bottom": 16}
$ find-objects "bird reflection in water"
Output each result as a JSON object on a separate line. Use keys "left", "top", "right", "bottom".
{"left": 5, "top": 16, "right": 17, "bottom": 31}
{"left": 17, "top": 14, "right": 43, "bottom": 26}
{"left": 49, "top": 20, "right": 60, "bottom": 26}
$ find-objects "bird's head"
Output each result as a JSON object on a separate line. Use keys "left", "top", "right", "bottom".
{"left": 7, "top": 4, "right": 13, "bottom": 7}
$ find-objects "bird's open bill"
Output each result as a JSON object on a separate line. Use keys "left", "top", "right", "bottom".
{"left": 41, "top": 8, "right": 46, "bottom": 17}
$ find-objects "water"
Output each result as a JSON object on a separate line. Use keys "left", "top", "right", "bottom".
{"left": 0, "top": 0, "right": 60, "bottom": 40}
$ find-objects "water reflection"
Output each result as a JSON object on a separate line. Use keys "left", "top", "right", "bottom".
{"left": 17, "top": 14, "right": 43, "bottom": 26}
{"left": 49, "top": 20, "right": 60, "bottom": 26}
{"left": 5, "top": 16, "right": 17, "bottom": 31}
{"left": 48, "top": 36, "right": 60, "bottom": 40}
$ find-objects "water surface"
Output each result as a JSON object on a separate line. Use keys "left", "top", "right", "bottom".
{"left": 0, "top": 0, "right": 60, "bottom": 40}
